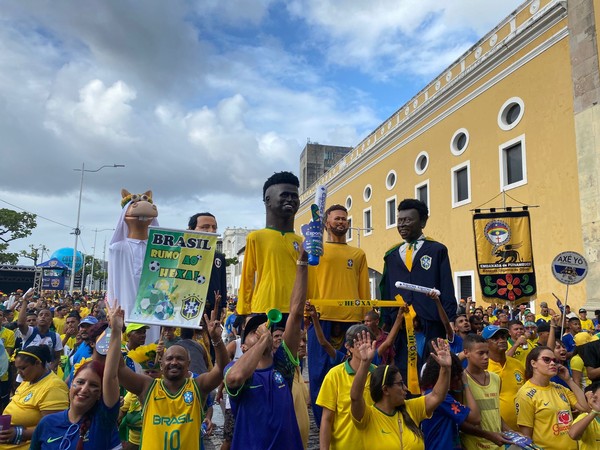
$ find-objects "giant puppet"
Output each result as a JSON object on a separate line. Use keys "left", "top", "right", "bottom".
{"left": 108, "top": 189, "right": 159, "bottom": 325}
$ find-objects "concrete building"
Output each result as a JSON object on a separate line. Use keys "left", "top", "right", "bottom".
{"left": 299, "top": 142, "right": 352, "bottom": 192}
{"left": 296, "top": 0, "right": 600, "bottom": 312}
{"left": 221, "top": 227, "right": 254, "bottom": 296}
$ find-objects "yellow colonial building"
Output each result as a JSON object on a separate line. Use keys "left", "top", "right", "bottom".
{"left": 296, "top": 0, "right": 600, "bottom": 312}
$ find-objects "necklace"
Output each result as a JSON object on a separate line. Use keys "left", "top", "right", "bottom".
{"left": 465, "top": 369, "right": 488, "bottom": 386}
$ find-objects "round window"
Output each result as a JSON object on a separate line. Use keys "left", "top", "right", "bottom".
{"left": 498, "top": 97, "right": 525, "bottom": 131}
{"left": 386, "top": 170, "right": 397, "bottom": 190}
{"left": 345, "top": 196, "right": 352, "bottom": 210}
{"left": 363, "top": 185, "right": 372, "bottom": 202}
{"left": 415, "top": 151, "right": 429, "bottom": 175}
{"left": 450, "top": 128, "right": 469, "bottom": 156}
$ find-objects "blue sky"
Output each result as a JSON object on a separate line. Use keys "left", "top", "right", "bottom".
{"left": 0, "top": 0, "right": 523, "bottom": 262}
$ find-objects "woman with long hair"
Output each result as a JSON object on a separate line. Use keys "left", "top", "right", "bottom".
{"left": 515, "top": 345, "right": 589, "bottom": 449}
{"left": 29, "top": 302, "right": 124, "bottom": 449}
{"left": 350, "top": 332, "right": 451, "bottom": 449}
{"left": 0, "top": 345, "right": 69, "bottom": 449}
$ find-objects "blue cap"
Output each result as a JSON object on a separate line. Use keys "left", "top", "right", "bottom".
{"left": 79, "top": 316, "right": 98, "bottom": 326}
{"left": 481, "top": 325, "right": 508, "bottom": 340}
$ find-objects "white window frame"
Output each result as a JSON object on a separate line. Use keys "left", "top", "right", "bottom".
{"left": 414, "top": 151, "right": 429, "bottom": 175}
{"left": 386, "top": 170, "right": 397, "bottom": 190}
{"left": 454, "top": 270, "right": 475, "bottom": 303}
{"left": 450, "top": 128, "right": 470, "bottom": 156}
{"left": 451, "top": 160, "right": 471, "bottom": 208}
{"left": 385, "top": 195, "right": 397, "bottom": 229}
{"left": 499, "top": 134, "right": 527, "bottom": 191}
{"left": 345, "top": 195, "right": 353, "bottom": 211}
{"left": 414, "top": 179, "right": 430, "bottom": 210}
{"left": 363, "top": 184, "right": 372, "bottom": 202}
{"left": 498, "top": 97, "right": 525, "bottom": 131}
{"left": 347, "top": 215, "right": 353, "bottom": 242}
{"left": 363, "top": 207, "right": 373, "bottom": 236}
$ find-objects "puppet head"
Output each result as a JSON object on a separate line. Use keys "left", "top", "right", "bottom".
{"left": 121, "top": 189, "right": 158, "bottom": 221}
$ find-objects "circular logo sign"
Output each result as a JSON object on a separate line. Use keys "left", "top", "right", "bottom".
{"left": 551, "top": 251, "right": 588, "bottom": 285}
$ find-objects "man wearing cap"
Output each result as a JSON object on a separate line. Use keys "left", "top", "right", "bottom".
{"left": 67, "top": 315, "right": 99, "bottom": 380}
{"left": 483, "top": 325, "right": 525, "bottom": 431}
{"left": 535, "top": 302, "right": 551, "bottom": 323}
{"left": 224, "top": 247, "right": 308, "bottom": 450}
{"left": 124, "top": 323, "right": 149, "bottom": 373}
{"left": 579, "top": 309, "right": 595, "bottom": 333}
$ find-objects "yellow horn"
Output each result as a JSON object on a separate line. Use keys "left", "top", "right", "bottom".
{"left": 266, "top": 308, "right": 282, "bottom": 328}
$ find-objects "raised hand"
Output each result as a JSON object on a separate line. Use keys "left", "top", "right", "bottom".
{"left": 204, "top": 308, "right": 223, "bottom": 342}
{"left": 305, "top": 302, "right": 318, "bottom": 320}
{"left": 557, "top": 363, "right": 571, "bottom": 382}
{"left": 106, "top": 300, "right": 124, "bottom": 331}
{"left": 354, "top": 330, "right": 375, "bottom": 363}
{"left": 430, "top": 338, "right": 452, "bottom": 368}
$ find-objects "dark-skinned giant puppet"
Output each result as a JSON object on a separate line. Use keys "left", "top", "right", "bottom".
{"left": 108, "top": 190, "right": 159, "bottom": 340}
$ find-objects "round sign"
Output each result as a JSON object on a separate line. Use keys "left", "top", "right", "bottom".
{"left": 551, "top": 251, "right": 588, "bottom": 285}
{"left": 51, "top": 248, "right": 84, "bottom": 272}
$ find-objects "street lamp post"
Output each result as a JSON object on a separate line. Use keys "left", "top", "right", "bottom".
{"left": 348, "top": 227, "right": 374, "bottom": 248}
{"left": 89, "top": 228, "right": 113, "bottom": 292}
{"left": 69, "top": 163, "right": 124, "bottom": 294}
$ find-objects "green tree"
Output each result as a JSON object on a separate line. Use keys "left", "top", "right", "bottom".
{"left": 0, "top": 208, "right": 37, "bottom": 265}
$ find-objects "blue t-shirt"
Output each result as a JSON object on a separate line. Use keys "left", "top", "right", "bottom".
{"left": 68, "top": 342, "right": 93, "bottom": 383}
{"left": 225, "top": 341, "right": 303, "bottom": 450}
{"left": 562, "top": 333, "right": 576, "bottom": 353}
{"left": 421, "top": 390, "right": 470, "bottom": 450}
{"left": 30, "top": 399, "right": 120, "bottom": 449}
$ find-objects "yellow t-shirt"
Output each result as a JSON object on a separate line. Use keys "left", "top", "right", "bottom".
{"left": 52, "top": 317, "right": 66, "bottom": 335}
{"left": 121, "top": 391, "right": 142, "bottom": 445}
{"left": 535, "top": 314, "right": 551, "bottom": 323}
{"left": 580, "top": 318, "right": 595, "bottom": 332}
{"left": 0, "top": 327, "right": 15, "bottom": 382}
{"left": 3, "top": 371, "right": 69, "bottom": 449}
{"left": 79, "top": 307, "right": 90, "bottom": 318}
{"left": 353, "top": 396, "right": 428, "bottom": 450}
{"left": 461, "top": 371, "right": 503, "bottom": 450}
{"left": 140, "top": 378, "right": 203, "bottom": 450}
{"left": 316, "top": 360, "right": 374, "bottom": 450}
{"left": 570, "top": 354, "right": 590, "bottom": 389}
{"left": 515, "top": 380, "right": 578, "bottom": 450}
{"left": 292, "top": 368, "right": 310, "bottom": 449}
{"left": 572, "top": 413, "right": 600, "bottom": 450}
{"left": 507, "top": 339, "right": 532, "bottom": 365}
{"left": 238, "top": 228, "right": 302, "bottom": 314}
{"left": 487, "top": 357, "right": 525, "bottom": 430}
{"left": 307, "top": 242, "right": 371, "bottom": 322}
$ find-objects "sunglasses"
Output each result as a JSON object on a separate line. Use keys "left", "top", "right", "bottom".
{"left": 538, "top": 356, "right": 558, "bottom": 365}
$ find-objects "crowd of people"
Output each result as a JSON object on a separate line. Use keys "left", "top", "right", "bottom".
{"left": 0, "top": 172, "right": 599, "bottom": 449}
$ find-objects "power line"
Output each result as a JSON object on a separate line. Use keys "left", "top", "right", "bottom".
{"left": 0, "top": 196, "right": 73, "bottom": 229}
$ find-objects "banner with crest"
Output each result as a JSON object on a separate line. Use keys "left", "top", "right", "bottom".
{"left": 473, "top": 210, "right": 536, "bottom": 304}
{"left": 130, "top": 227, "right": 217, "bottom": 328}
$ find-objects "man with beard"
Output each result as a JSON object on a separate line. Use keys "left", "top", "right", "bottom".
{"left": 380, "top": 199, "right": 457, "bottom": 392}
{"left": 306, "top": 204, "right": 370, "bottom": 428}
{"left": 117, "top": 307, "right": 229, "bottom": 450}
{"left": 238, "top": 171, "right": 302, "bottom": 315}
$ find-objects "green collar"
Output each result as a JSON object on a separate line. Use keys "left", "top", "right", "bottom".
{"left": 344, "top": 359, "right": 376, "bottom": 375}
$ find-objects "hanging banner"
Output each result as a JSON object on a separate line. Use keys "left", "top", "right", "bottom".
{"left": 473, "top": 210, "right": 536, "bottom": 303}
{"left": 130, "top": 227, "right": 217, "bottom": 328}
{"left": 42, "top": 276, "right": 65, "bottom": 290}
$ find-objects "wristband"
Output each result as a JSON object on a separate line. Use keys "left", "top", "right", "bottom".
{"left": 211, "top": 339, "right": 224, "bottom": 347}
{"left": 591, "top": 410, "right": 600, "bottom": 416}
{"left": 12, "top": 426, "right": 23, "bottom": 445}
{"left": 296, "top": 260, "right": 308, "bottom": 266}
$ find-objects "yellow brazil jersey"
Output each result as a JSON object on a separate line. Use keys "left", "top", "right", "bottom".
{"left": 307, "top": 242, "right": 371, "bottom": 322}
{"left": 238, "top": 228, "right": 302, "bottom": 314}
{"left": 353, "top": 396, "right": 428, "bottom": 450}
{"left": 121, "top": 391, "right": 142, "bottom": 445}
{"left": 53, "top": 317, "right": 66, "bottom": 335}
{"left": 570, "top": 354, "right": 590, "bottom": 389}
{"left": 141, "top": 378, "right": 203, "bottom": 450}
{"left": 316, "top": 361, "right": 374, "bottom": 450}
{"left": 572, "top": 413, "right": 600, "bottom": 450}
{"left": 0, "top": 327, "right": 15, "bottom": 382}
{"left": 580, "top": 318, "right": 595, "bottom": 333}
{"left": 487, "top": 357, "right": 525, "bottom": 430}
{"left": 515, "top": 380, "right": 578, "bottom": 450}
{"left": 3, "top": 371, "right": 69, "bottom": 450}
{"left": 507, "top": 339, "right": 532, "bottom": 365}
